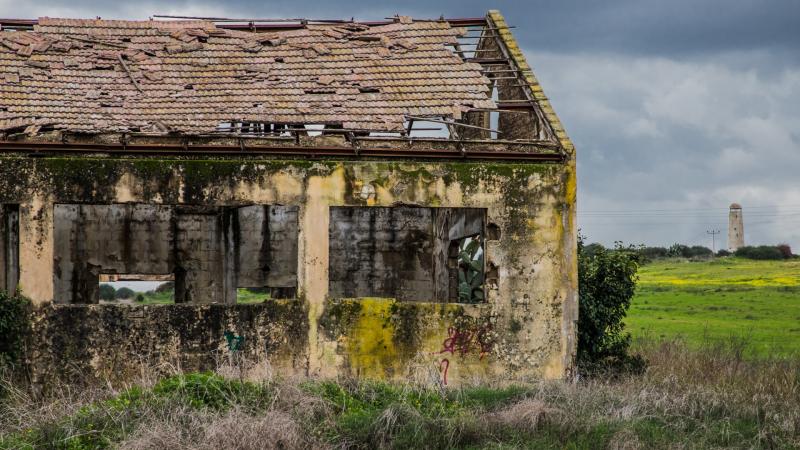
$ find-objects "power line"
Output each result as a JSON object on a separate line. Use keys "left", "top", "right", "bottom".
{"left": 579, "top": 212, "right": 800, "bottom": 218}
{"left": 578, "top": 204, "right": 800, "bottom": 213}
{"left": 706, "top": 229, "right": 721, "bottom": 252}
{"left": 578, "top": 211, "right": 800, "bottom": 217}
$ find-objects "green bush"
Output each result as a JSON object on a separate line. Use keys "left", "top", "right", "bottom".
{"left": 639, "top": 246, "right": 668, "bottom": 262}
{"left": 688, "top": 245, "right": 713, "bottom": 258}
{"left": 114, "top": 287, "right": 135, "bottom": 299}
{"left": 734, "top": 245, "right": 786, "bottom": 260}
{"left": 0, "top": 291, "right": 31, "bottom": 367}
{"left": 98, "top": 283, "right": 116, "bottom": 301}
{"left": 777, "top": 244, "right": 793, "bottom": 259}
{"left": 456, "top": 237, "right": 484, "bottom": 303}
{"left": 152, "top": 372, "right": 270, "bottom": 411}
{"left": 577, "top": 236, "right": 645, "bottom": 375}
{"left": 155, "top": 281, "right": 174, "bottom": 293}
{"left": 639, "top": 244, "right": 713, "bottom": 262}
{"left": 666, "top": 244, "right": 713, "bottom": 259}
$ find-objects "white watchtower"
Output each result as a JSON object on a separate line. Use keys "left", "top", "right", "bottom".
{"left": 728, "top": 203, "right": 744, "bottom": 251}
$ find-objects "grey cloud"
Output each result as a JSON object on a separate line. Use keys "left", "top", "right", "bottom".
{"left": 532, "top": 52, "right": 800, "bottom": 248}
{"left": 2, "top": 0, "right": 798, "bottom": 248}
{"left": 5, "top": 0, "right": 798, "bottom": 58}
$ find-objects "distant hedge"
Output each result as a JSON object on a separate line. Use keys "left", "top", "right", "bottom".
{"left": 637, "top": 244, "right": 794, "bottom": 262}
{"left": 115, "top": 287, "right": 135, "bottom": 299}
{"left": 638, "top": 244, "right": 713, "bottom": 262}
{"left": 734, "top": 245, "right": 793, "bottom": 260}
{"left": 99, "top": 283, "right": 116, "bottom": 301}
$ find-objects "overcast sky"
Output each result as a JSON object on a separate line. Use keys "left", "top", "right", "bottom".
{"left": 3, "top": 0, "right": 798, "bottom": 249}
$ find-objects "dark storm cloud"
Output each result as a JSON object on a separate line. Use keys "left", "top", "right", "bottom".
{"left": 5, "top": 0, "right": 798, "bottom": 57}
{"left": 2, "top": 0, "right": 798, "bottom": 247}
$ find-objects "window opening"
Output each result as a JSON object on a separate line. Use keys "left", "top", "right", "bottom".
{"left": 1, "top": 204, "right": 19, "bottom": 294}
{"left": 98, "top": 274, "right": 174, "bottom": 304}
{"left": 329, "top": 206, "right": 485, "bottom": 303}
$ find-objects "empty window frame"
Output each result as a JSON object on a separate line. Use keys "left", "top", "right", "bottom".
{"left": 328, "top": 206, "right": 485, "bottom": 302}
{"left": 53, "top": 204, "right": 298, "bottom": 304}
{"left": 98, "top": 274, "right": 175, "bottom": 304}
{"left": 0, "top": 204, "right": 19, "bottom": 294}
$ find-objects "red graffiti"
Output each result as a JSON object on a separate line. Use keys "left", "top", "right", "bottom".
{"left": 435, "top": 322, "right": 493, "bottom": 385}
{"left": 437, "top": 324, "right": 493, "bottom": 359}
{"left": 439, "top": 358, "right": 450, "bottom": 385}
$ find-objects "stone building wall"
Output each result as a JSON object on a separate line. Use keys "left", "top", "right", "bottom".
{"left": 0, "top": 155, "right": 577, "bottom": 386}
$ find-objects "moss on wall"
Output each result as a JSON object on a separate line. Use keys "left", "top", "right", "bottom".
{"left": 318, "top": 299, "right": 363, "bottom": 340}
{"left": 318, "top": 298, "right": 498, "bottom": 379}
{"left": 29, "top": 300, "right": 309, "bottom": 387}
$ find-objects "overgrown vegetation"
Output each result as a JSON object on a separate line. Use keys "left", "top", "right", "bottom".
{"left": 735, "top": 244, "right": 794, "bottom": 260}
{"left": 0, "top": 292, "right": 30, "bottom": 368}
{"left": 638, "top": 244, "right": 714, "bottom": 262}
{"left": 637, "top": 243, "right": 794, "bottom": 264}
{"left": 1, "top": 338, "right": 798, "bottom": 449}
{"left": 0, "top": 291, "right": 30, "bottom": 401}
{"left": 114, "top": 287, "right": 135, "bottom": 300}
{"left": 456, "top": 236, "right": 484, "bottom": 303}
{"left": 98, "top": 284, "right": 116, "bottom": 301}
{"left": 577, "top": 237, "right": 646, "bottom": 375}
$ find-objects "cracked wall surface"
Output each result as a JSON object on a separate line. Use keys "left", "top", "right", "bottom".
{"left": 0, "top": 156, "right": 576, "bottom": 386}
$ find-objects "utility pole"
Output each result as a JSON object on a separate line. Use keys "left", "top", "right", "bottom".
{"left": 707, "top": 229, "right": 721, "bottom": 253}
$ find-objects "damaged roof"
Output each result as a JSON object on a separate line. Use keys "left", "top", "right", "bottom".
{"left": 0, "top": 16, "right": 496, "bottom": 134}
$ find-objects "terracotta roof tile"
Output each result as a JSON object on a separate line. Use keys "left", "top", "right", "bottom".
{"left": 0, "top": 17, "right": 495, "bottom": 133}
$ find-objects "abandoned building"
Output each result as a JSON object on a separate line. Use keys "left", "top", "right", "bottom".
{"left": 0, "top": 11, "right": 577, "bottom": 386}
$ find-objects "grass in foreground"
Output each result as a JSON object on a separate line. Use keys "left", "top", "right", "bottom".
{"left": 1, "top": 340, "right": 799, "bottom": 449}
{"left": 627, "top": 257, "right": 800, "bottom": 355}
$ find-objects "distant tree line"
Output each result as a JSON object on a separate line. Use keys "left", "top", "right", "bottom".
{"left": 733, "top": 244, "right": 794, "bottom": 260}
{"left": 99, "top": 284, "right": 144, "bottom": 302}
{"left": 634, "top": 243, "right": 794, "bottom": 263}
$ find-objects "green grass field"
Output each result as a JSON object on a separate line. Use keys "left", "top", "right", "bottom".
{"left": 131, "top": 289, "right": 269, "bottom": 305}
{"left": 627, "top": 257, "right": 800, "bottom": 355}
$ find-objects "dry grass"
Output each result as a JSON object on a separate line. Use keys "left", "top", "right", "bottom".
{"left": 122, "top": 408, "right": 308, "bottom": 450}
{"left": 489, "top": 399, "right": 560, "bottom": 431}
{"left": 1, "top": 338, "right": 799, "bottom": 449}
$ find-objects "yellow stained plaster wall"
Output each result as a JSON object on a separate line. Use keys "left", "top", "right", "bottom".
{"left": 3, "top": 157, "right": 576, "bottom": 383}
{"left": 489, "top": 10, "right": 579, "bottom": 376}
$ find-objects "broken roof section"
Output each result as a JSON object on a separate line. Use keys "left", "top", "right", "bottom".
{"left": 0, "top": 11, "right": 568, "bottom": 157}
{"left": 0, "top": 16, "right": 495, "bottom": 132}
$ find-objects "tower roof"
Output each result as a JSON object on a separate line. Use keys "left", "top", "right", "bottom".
{"left": 730, "top": 203, "right": 742, "bottom": 209}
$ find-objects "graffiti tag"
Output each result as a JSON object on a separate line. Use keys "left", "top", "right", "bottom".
{"left": 224, "top": 331, "right": 245, "bottom": 353}
{"left": 435, "top": 322, "right": 493, "bottom": 385}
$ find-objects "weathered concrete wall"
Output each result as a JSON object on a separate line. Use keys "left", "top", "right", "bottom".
{"left": 28, "top": 302, "right": 307, "bottom": 388}
{"left": 0, "top": 155, "right": 576, "bottom": 385}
